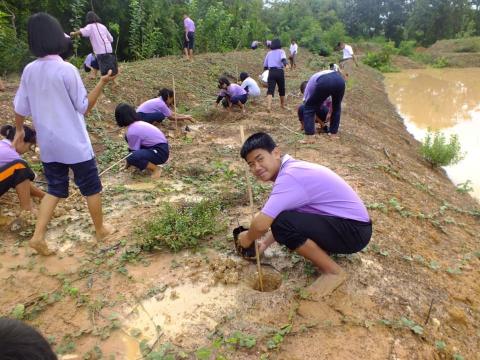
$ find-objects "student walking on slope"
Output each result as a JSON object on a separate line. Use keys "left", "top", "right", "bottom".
{"left": 263, "top": 38, "right": 288, "bottom": 111}
{"left": 338, "top": 42, "right": 358, "bottom": 79}
{"left": 183, "top": 14, "right": 195, "bottom": 61}
{"left": 13, "top": 13, "right": 117, "bottom": 255}
{"left": 237, "top": 133, "right": 372, "bottom": 299}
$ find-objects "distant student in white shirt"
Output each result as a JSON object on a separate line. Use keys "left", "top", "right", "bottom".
{"left": 239, "top": 72, "right": 261, "bottom": 101}
{"left": 289, "top": 39, "right": 298, "bottom": 70}
{"left": 337, "top": 42, "right": 358, "bottom": 79}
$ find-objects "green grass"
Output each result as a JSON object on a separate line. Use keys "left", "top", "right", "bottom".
{"left": 420, "top": 131, "right": 464, "bottom": 167}
{"left": 137, "top": 199, "right": 226, "bottom": 252}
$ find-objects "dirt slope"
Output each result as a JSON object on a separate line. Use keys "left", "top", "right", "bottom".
{"left": 0, "top": 50, "right": 479, "bottom": 360}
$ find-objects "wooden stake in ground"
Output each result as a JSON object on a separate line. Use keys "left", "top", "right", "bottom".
{"left": 240, "top": 125, "right": 264, "bottom": 292}
{"left": 172, "top": 75, "right": 178, "bottom": 135}
{"left": 99, "top": 153, "right": 132, "bottom": 177}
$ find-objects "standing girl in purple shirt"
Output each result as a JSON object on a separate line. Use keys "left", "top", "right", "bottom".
{"left": 137, "top": 88, "right": 193, "bottom": 124}
{"left": 237, "top": 133, "right": 371, "bottom": 299}
{"left": 115, "top": 103, "right": 169, "bottom": 179}
{"left": 183, "top": 14, "right": 195, "bottom": 61}
{"left": 263, "top": 39, "right": 288, "bottom": 111}
{"left": 215, "top": 77, "right": 248, "bottom": 113}
{"left": 13, "top": 13, "right": 117, "bottom": 255}
{"left": 0, "top": 125, "right": 45, "bottom": 215}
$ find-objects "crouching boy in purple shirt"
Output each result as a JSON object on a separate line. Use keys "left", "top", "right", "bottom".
{"left": 238, "top": 133, "right": 372, "bottom": 298}
{"left": 115, "top": 104, "right": 169, "bottom": 179}
{"left": 215, "top": 77, "right": 248, "bottom": 113}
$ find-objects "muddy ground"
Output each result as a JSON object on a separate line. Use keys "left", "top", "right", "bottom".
{"left": 0, "top": 49, "right": 479, "bottom": 360}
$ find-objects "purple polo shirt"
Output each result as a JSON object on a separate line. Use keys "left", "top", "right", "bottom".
{"left": 262, "top": 155, "right": 370, "bottom": 222}
{"left": 184, "top": 17, "right": 195, "bottom": 32}
{"left": 0, "top": 139, "right": 21, "bottom": 167}
{"left": 263, "top": 49, "right": 287, "bottom": 68}
{"left": 137, "top": 97, "right": 172, "bottom": 117}
{"left": 126, "top": 121, "right": 168, "bottom": 151}
{"left": 80, "top": 23, "right": 113, "bottom": 54}
{"left": 219, "top": 84, "right": 247, "bottom": 98}
{"left": 304, "top": 70, "right": 335, "bottom": 102}
{"left": 14, "top": 55, "right": 93, "bottom": 164}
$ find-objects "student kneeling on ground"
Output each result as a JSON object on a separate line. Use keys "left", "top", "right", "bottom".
{"left": 240, "top": 72, "right": 261, "bottom": 102}
{"left": 215, "top": 77, "right": 248, "bottom": 113}
{"left": 115, "top": 103, "right": 169, "bottom": 179}
{"left": 137, "top": 88, "right": 193, "bottom": 124}
{"left": 237, "top": 132, "right": 372, "bottom": 299}
{"left": 0, "top": 125, "right": 45, "bottom": 216}
{"left": 83, "top": 53, "right": 99, "bottom": 79}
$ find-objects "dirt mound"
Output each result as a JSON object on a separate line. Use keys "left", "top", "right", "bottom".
{"left": 427, "top": 37, "right": 480, "bottom": 54}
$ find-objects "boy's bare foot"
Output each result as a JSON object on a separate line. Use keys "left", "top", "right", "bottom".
{"left": 328, "top": 133, "right": 340, "bottom": 140}
{"left": 308, "top": 270, "right": 347, "bottom": 299}
{"left": 281, "top": 106, "right": 291, "bottom": 111}
{"left": 299, "top": 135, "right": 316, "bottom": 144}
{"left": 29, "top": 238, "right": 55, "bottom": 256}
{"left": 150, "top": 167, "right": 162, "bottom": 179}
{"left": 95, "top": 223, "right": 116, "bottom": 241}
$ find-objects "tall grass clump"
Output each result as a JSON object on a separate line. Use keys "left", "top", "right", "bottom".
{"left": 138, "top": 200, "right": 225, "bottom": 252}
{"left": 420, "top": 131, "right": 464, "bottom": 167}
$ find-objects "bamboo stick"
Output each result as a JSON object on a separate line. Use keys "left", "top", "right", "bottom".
{"left": 240, "top": 125, "right": 264, "bottom": 291}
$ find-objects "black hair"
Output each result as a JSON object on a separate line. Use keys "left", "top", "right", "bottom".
{"left": 115, "top": 103, "right": 140, "bottom": 127}
{"left": 60, "top": 36, "right": 74, "bottom": 60}
{"left": 270, "top": 38, "right": 282, "bottom": 50}
{"left": 218, "top": 77, "right": 231, "bottom": 88}
{"left": 1, "top": 125, "right": 37, "bottom": 143}
{"left": 0, "top": 318, "right": 58, "bottom": 360}
{"left": 158, "top": 88, "right": 174, "bottom": 101}
{"left": 86, "top": 11, "right": 101, "bottom": 24}
{"left": 300, "top": 81, "right": 308, "bottom": 94}
{"left": 240, "top": 132, "right": 277, "bottom": 160}
{"left": 239, "top": 72, "right": 249, "bottom": 82}
{"left": 27, "top": 13, "right": 71, "bottom": 58}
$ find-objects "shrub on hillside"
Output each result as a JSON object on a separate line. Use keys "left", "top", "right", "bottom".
{"left": 138, "top": 200, "right": 225, "bottom": 252}
{"left": 362, "top": 42, "right": 398, "bottom": 72}
{"left": 431, "top": 57, "right": 449, "bottom": 68}
{"left": 420, "top": 131, "right": 464, "bottom": 167}
{"left": 398, "top": 40, "right": 416, "bottom": 56}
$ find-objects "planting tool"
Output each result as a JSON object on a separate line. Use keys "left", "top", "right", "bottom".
{"left": 99, "top": 152, "right": 132, "bottom": 177}
{"left": 240, "top": 125, "right": 264, "bottom": 291}
{"left": 172, "top": 75, "right": 178, "bottom": 135}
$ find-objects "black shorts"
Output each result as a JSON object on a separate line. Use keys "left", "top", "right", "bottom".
{"left": 184, "top": 32, "right": 195, "bottom": 49}
{"left": 267, "top": 68, "right": 285, "bottom": 97}
{"left": 271, "top": 211, "right": 372, "bottom": 254}
{"left": 0, "top": 160, "right": 35, "bottom": 196}
{"left": 42, "top": 158, "right": 102, "bottom": 198}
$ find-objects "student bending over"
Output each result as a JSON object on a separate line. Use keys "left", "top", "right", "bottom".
{"left": 115, "top": 103, "right": 169, "bottom": 179}
{"left": 298, "top": 81, "right": 332, "bottom": 133}
{"left": 0, "top": 125, "right": 45, "bottom": 214}
{"left": 137, "top": 88, "right": 193, "bottom": 124}
{"left": 237, "top": 133, "right": 372, "bottom": 299}
{"left": 216, "top": 77, "right": 248, "bottom": 113}
{"left": 83, "top": 53, "right": 99, "bottom": 79}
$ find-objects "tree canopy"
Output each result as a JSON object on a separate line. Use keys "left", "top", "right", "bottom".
{"left": 1, "top": 0, "right": 480, "bottom": 73}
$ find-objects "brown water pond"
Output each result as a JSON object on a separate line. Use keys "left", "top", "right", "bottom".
{"left": 384, "top": 68, "right": 480, "bottom": 201}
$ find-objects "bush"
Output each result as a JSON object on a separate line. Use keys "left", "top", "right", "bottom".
{"left": 362, "top": 42, "right": 398, "bottom": 72}
{"left": 398, "top": 40, "right": 416, "bottom": 56}
{"left": 420, "top": 131, "right": 464, "bottom": 167}
{"left": 138, "top": 200, "right": 225, "bottom": 252}
{"left": 431, "top": 56, "right": 449, "bottom": 68}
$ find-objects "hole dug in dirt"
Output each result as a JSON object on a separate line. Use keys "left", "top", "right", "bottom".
{"left": 245, "top": 264, "right": 282, "bottom": 292}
